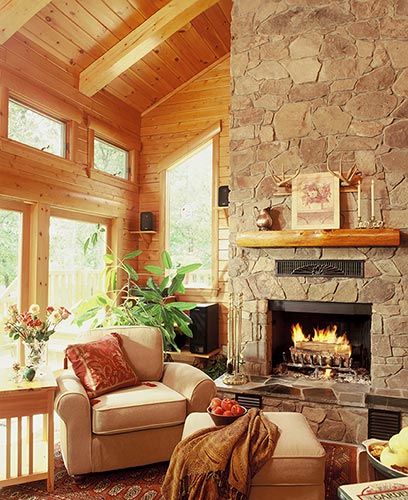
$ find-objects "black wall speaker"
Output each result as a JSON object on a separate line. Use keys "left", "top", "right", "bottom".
{"left": 189, "top": 303, "right": 219, "bottom": 354}
{"left": 140, "top": 212, "right": 154, "bottom": 231}
{"left": 218, "top": 185, "right": 230, "bottom": 207}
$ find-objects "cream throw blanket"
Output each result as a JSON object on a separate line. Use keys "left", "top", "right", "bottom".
{"left": 161, "top": 408, "right": 280, "bottom": 500}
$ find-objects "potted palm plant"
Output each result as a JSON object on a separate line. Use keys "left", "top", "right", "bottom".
{"left": 73, "top": 246, "right": 201, "bottom": 352}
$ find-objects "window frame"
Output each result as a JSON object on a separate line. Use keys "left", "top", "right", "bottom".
{"left": 0, "top": 197, "right": 29, "bottom": 306}
{"left": 0, "top": 197, "right": 32, "bottom": 365}
{"left": 159, "top": 123, "right": 221, "bottom": 294}
{"left": 7, "top": 97, "right": 67, "bottom": 158}
{"left": 87, "top": 116, "right": 137, "bottom": 185}
{"left": 93, "top": 135, "right": 129, "bottom": 180}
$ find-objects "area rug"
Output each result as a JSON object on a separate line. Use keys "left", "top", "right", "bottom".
{"left": 0, "top": 441, "right": 357, "bottom": 500}
{"left": 322, "top": 440, "right": 358, "bottom": 500}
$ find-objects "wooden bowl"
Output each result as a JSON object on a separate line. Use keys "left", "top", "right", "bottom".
{"left": 207, "top": 406, "right": 247, "bottom": 426}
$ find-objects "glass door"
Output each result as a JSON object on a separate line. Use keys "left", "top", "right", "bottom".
{"left": 0, "top": 207, "right": 22, "bottom": 367}
{"left": 47, "top": 214, "right": 108, "bottom": 369}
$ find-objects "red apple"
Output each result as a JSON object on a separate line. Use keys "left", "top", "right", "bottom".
{"left": 221, "top": 398, "right": 234, "bottom": 412}
{"left": 210, "top": 397, "right": 222, "bottom": 410}
{"left": 213, "top": 406, "right": 224, "bottom": 415}
{"left": 231, "top": 404, "right": 245, "bottom": 416}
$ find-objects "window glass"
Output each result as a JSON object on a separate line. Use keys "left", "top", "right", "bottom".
{"left": 0, "top": 209, "right": 22, "bottom": 364}
{"left": 94, "top": 137, "right": 128, "bottom": 179}
{"left": 166, "top": 142, "right": 213, "bottom": 288}
{"left": 8, "top": 99, "right": 66, "bottom": 157}
{"left": 47, "top": 217, "right": 107, "bottom": 369}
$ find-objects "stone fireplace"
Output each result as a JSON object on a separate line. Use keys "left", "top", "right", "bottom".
{"left": 228, "top": 0, "right": 408, "bottom": 398}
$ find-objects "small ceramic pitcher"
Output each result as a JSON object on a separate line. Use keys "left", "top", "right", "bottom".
{"left": 253, "top": 205, "right": 273, "bottom": 231}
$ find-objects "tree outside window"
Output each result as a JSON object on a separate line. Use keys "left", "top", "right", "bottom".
{"left": 47, "top": 217, "right": 107, "bottom": 369}
{"left": 8, "top": 99, "right": 66, "bottom": 157}
{"left": 94, "top": 137, "right": 128, "bottom": 179}
{"left": 166, "top": 142, "right": 213, "bottom": 288}
{"left": 0, "top": 209, "right": 22, "bottom": 363}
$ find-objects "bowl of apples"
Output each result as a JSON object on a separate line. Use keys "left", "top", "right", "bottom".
{"left": 207, "top": 397, "right": 247, "bottom": 425}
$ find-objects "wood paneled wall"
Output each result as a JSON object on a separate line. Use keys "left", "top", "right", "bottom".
{"left": 139, "top": 55, "right": 231, "bottom": 349}
{"left": 0, "top": 37, "right": 140, "bottom": 309}
{"left": 0, "top": 33, "right": 231, "bottom": 350}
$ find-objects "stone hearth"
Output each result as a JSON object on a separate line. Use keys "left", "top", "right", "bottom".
{"left": 216, "top": 374, "right": 408, "bottom": 443}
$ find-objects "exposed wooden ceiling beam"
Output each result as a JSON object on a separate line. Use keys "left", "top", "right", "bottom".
{"left": 79, "top": 0, "right": 220, "bottom": 97}
{"left": 0, "top": 0, "right": 52, "bottom": 44}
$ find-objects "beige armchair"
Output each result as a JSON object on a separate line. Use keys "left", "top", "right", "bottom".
{"left": 54, "top": 325, "right": 216, "bottom": 476}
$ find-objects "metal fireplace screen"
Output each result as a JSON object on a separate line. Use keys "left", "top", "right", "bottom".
{"left": 276, "top": 260, "right": 364, "bottom": 278}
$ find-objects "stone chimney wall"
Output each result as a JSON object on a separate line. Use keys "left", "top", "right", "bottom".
{"left": 229, "top": 0, "right": 408, "bottom": 388}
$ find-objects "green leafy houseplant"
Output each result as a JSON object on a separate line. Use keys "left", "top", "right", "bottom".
{"left": 73, "top": 247, "right": 201, "bottom": 352}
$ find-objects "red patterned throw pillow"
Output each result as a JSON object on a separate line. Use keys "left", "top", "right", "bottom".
{"left": 65, "top": 333, "right": 139, "bottom": 399}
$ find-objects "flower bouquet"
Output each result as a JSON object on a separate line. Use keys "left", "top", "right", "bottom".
{"left": 5, "top": 303, "right": 71, "bottom": 370}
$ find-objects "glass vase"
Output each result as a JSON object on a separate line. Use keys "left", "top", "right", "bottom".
{"left": 24, "top": 339, "right": 47, "bottom": 373}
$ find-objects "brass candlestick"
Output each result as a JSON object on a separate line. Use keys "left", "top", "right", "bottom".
{"left": 357, "top": 216, "right": 384, "bottom": 229}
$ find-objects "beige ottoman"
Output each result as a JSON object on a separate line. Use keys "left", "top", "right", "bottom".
{"left": 182, "top": 411, "right": 326, "bottom": 500}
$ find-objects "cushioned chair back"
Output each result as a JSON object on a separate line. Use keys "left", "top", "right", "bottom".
{"left": 78, "top": 326, "right": 164, "bottom": 381}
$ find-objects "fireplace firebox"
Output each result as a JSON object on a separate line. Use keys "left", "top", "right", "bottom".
{"left": 269, "top": 300, "right": 372, "bottom": 376}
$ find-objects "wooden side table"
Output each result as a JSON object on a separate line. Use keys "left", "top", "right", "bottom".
{"left": 0, "top": 368, "right": 57, "bottom": 492}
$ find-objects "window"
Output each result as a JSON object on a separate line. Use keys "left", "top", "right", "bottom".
{"left": 166, "top": 142, "right": 213, "bottom": 288}
{"left": 0, "top": 207, "right": 22, "bottom": 364}
{"left": 94, "top": 137, "right": 129, "bottom": 179}
{"left": 47, "top": 216, "right": 107, "bottom": 369}
{"left": 8, "top": 99, "right": 66, "bottom": 157}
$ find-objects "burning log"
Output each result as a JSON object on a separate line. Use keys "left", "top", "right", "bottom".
{"left": 289, "top": 323, "right": 353, "bottom": 370}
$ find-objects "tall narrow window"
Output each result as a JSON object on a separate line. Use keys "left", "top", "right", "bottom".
{"left": 166, "top": 142, "right": 213, "bottom": 288}
{"left": 8, "top": 99, "right": 66, "bottom": 157}
{"left": 47, "top": 216, "right": 107, "bottom": 369}
{"left": 94, "top": 137, "right": 128, "bottom": 179}
{"left": 0, "top": 208, "right": 22, "bottom": 364}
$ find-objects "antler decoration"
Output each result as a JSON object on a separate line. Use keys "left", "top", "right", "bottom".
{"left": 270, "top": 164, "right": 301, "bottom": 187}
{"left": 326, "top": 154, "right": 361, "bottom": 186}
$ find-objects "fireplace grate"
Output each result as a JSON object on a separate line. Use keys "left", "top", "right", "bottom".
{"left": 276, "top": 260, "right": 364, "bottom": 278}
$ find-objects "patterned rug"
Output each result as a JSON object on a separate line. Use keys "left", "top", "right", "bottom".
{"left": 0, "top": 441, "right": 357, "bottom": 500}
{"left": 322, "top": 441, "right": 358, "bottom": 500}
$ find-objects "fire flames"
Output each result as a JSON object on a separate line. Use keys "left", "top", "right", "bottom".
{"left": 291, "top": 323, "right": 351, "bottom": 357}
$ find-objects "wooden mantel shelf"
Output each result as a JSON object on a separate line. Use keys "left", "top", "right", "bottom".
{"left": 236, "top": 228, "right": 401, "bottom": 248}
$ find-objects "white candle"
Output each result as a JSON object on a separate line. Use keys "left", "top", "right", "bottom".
{"left": 357, "top": 180, "right": 361, "bottom": 218}
{"left": 370, "top": 179, "right": 375, "bottom": 219}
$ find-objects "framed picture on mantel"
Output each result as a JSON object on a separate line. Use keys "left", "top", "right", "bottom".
{"left": 291, "top": 172, "right": 340, "bottom": 230}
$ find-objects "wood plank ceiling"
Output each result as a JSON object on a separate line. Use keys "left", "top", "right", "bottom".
{"left": 0, "top": 0, "right": 232, "bottom": 115}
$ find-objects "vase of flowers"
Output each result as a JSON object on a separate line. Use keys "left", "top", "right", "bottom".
{"left": 24, "top": 338, "right": 47, "bottom": 371}
{"left": 5, "top": 303, "right": 71, "bottom": 371}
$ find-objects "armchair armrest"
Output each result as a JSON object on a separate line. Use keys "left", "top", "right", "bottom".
{"left": 54, "top": 369, "right": 93, "bottom": 475}
{"left": 162, "top": 362, "right": 216, "bottom": 414}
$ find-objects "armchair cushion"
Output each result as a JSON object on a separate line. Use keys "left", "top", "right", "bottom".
{"left": 92, "top": 382, "right": 186, "bottom": 435}
{"left": 77, "top": 326, "right": 164, "bottom": 381}
{"left": 65, "top": 333, "right": 138, "bottom": 399}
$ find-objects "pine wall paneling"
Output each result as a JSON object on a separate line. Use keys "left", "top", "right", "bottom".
{"left": 140, "top": 56, "right": 231, "bottom": 350}
{"left": 0, "top": 37, "right": 140, "bottom": 312}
